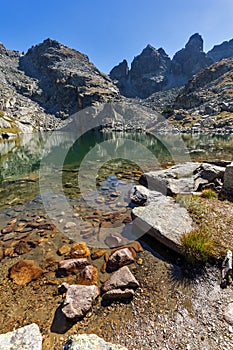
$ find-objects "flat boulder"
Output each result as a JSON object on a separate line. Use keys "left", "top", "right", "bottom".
{"left": 61, "top": 284, "right": 100, "bottom": 319}
{"left": 132, "top": 190, "right": 193, "bottom": 254}
{"left": 140, "top": 162, "right": 201, "bottom": 195}
{"left": 102, "top": 266, "right": 140, "bottom": 293}
{"left": 0, "top": 323, "right": 42, "bottom": 350}
{"left": 63, "top": 334, "right": 128, "bottom": 350}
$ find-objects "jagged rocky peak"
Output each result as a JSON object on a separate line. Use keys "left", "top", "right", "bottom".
{"left": 207, "top": 38, "right": 233, "bottom": 62}
{"left": 185, "top": 33, "right": 204, "bottom": 51}
{"left": 171, "top": 33, "right": 212, "bottom": 83}
{"left": 110, "top": 59, "right": 129, "bottom": 81}
{"left": 128, "top": 44, "right": 171, "bottom": 97}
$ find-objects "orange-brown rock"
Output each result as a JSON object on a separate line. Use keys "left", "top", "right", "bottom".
{"left": 57, "top": 244, "right": 70, "bottom": 256}
{"left": 69, "top": 242, "right": 90, "bottom": 258}
{"left": 1, "top": 218, "right": 17, "bottom": 234}
{"left": 78, "top": 265, "right": 98, "bottom": 286}
{"left": 9, "top": 260, "right": 43, "bottom": 285}
{"left": 14, "top": 241, "right": 30, "bottom": 255}
{"left": 91, "top": 249, "right": 107, "bottom": 260}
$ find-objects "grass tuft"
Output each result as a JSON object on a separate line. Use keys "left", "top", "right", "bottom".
{"left": 201, "top": 189, "right": 218, "bottom": 199}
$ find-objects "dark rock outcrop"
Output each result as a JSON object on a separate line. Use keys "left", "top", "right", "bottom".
{"left": 0, "top": 38, "right": 119, "bottom": 135}
{"left": 174, "top": 57, "right": 233, "bottom": 110}
{"left": 129, "top": 45, "right": 171, "bottom": 98}
{"left": 207, "top": 38, "right": 233, "bottom": 62}
{"left": 170, "top": 33, "right": 212, "bottom": 86}
{"left": 110, "top": 33, "right": 233, "bottom": 100}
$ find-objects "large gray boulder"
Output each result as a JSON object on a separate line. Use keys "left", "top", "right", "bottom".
{"left": 63, "top": 334, "right": 128, "bottom": 350}
{"left": 140, "top": 162, "right": 201, "bottom": 195}
{"left": 62, "top": 284, "right": 100, "bottom": 319}
{"left": 0, "top": 323, "right": 42, "bottom": 350}
{"left": 132, "top": 190, "right": 193, "bottom": 254}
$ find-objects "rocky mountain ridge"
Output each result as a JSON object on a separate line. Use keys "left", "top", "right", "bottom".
{"left": 0, "top": 39, "right": 119, "bottom": 135}
{"left": 110, "top": 33, "right": 233, "bottom": 98}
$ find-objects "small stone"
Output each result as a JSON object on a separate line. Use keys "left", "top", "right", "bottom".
{"left": 69, "top": 242, "right": 90, "bottom": 258}
{"left": 78, "top": 265, "right": 98, "bottom": 285}
{"left": 224, "top": 302, "right": 233, "bottom": 325}
{"left": 64, "top": 222, "right": 76, "bottom": 229}
{"left": 58, "top": 258, "right": 89, "bottom": 275}
{"left": 137, "top": 258, "right": 143, "bottom": 265}
{"left": 107, "top": 248, "right": 135, "bottom": 270}
{"left": 57, "top": 244, "right": 70, "bottom": 256}
{"left": 102, "top": 288, "right": 135, "bottom": 301}
{"left": 128, "top": 241, "right": 143, "bottom": 253}
{"left": 91, "top": 249, "right": 107, "bottom": 260}
{"left": 14, "top": 241, "right": 30, "bottom": 255}
{"left": 9, "top": 260, "right": 43, "bottom": 285}
{"left": 102, "top": 266, "right": 139, "bottom": 292}
{"left": 1, "top": 219, "right": 17, "bottom": 234}
{"left": 104, "top": 234, "right": 124, "bottom": 248}
{"left": 4, "top": 247, "right": 15, "bottom": 257}
{"left": 61, "top": 285, "right": 100, "bottom": 319}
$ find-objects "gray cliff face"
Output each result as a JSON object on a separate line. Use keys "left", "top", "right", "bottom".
{"left": 170, "top": 33, "right": 213, "bottom": 86}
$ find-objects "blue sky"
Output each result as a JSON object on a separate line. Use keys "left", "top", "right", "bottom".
{"left": 1, "top": 0, "right": 233, "bottom": 73}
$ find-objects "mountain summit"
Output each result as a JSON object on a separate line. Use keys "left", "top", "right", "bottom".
{"left": 110, "top": 33, "right": 233, "bottom": 98}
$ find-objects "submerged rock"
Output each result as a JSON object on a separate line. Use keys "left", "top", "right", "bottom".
{"left": 63, "top": 334, "right": 128, "bottom": 350}
{"left": 61, "top": 284, "right": 100, "bottom": 319}
{"left": 0, "top": 323, "right": 42, "bottom": 350}
{"left": 9, "top": 260, "right": 43, "bottom": 285}
{"left": 69, "top": 242, "right": 90, "bottom": 258}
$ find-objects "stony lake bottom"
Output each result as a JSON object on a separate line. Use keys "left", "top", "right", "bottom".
{"left": 0, "top": 131, "right": 232, "bottom": 349}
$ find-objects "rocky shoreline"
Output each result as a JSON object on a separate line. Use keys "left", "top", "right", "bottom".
{"left": 0, "top": 161, "right": 232, "bottom": 349}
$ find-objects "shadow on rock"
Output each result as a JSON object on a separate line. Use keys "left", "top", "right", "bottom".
{"left": 50, "top": 305, "right": 76, "bottom": 334}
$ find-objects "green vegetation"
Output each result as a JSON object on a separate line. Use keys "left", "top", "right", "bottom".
{"left": 0, "top": 110, "right": 4, "bottom": 118}
{"left": 180, "top": 228, "right": 216, "bottom": 264}
{"left": 201, "top": 189, "right": 218, "bottom": 199}
{"left": 162, "top": 108, "right": 174, "bottom": 116}
{"left": 176, "top": 194, "right": 233, "bottom": 265}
